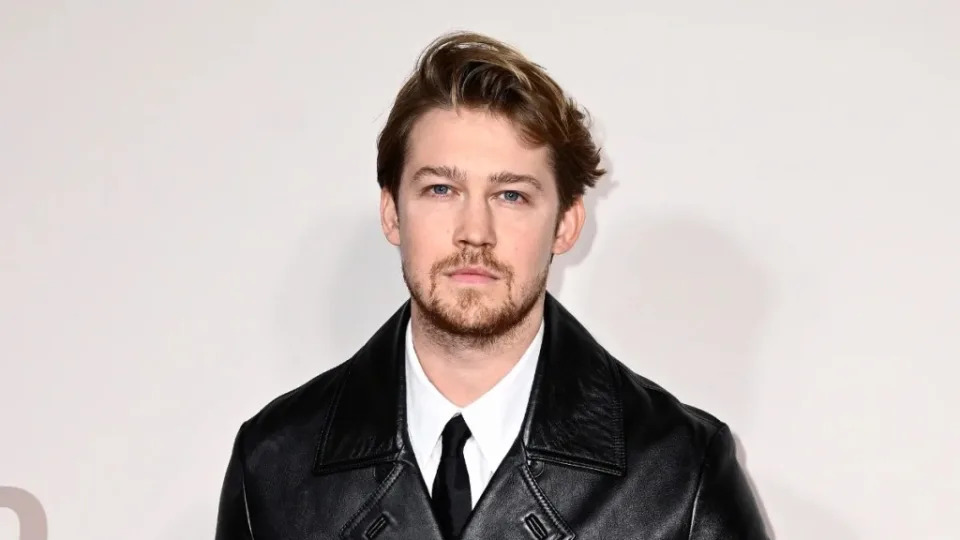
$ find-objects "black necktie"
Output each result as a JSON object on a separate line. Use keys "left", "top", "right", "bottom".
{"left": 431, "top": 414, "right": 472, "bottom": 539}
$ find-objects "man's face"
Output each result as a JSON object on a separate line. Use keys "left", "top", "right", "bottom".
{"left": 381, "top": 107, "right": 582, "bottom": 339}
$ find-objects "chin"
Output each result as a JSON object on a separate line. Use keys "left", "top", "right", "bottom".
{"left": 447, "top": 288, "right": 505, "bottom": 310}
{"left": 440, "top": 313, "right": 510, "bottom": 338}
{"left": 429, "top": 294, "right": 518, "bottom": 336}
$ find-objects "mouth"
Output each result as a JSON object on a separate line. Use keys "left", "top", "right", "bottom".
{"left": 445, "top": 266, "right": 500, "bottom": 284}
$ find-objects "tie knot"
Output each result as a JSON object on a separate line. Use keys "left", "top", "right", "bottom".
{"left": 441, "top": 414, "right": 471, "bottom": 455}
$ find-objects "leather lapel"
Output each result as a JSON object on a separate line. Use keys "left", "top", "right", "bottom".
{"left": 523, "top": 294, "right": 626, "bottom": 476}
{"left": 339, "top": 460, "right": 444, "bottom": 540}
{"left": 460, "top": 440, "right": 575, "bottom": 540}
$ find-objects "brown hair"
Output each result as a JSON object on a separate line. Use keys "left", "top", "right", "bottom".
{"left": 376, "top": 31, "right": 605, "bottom": 215}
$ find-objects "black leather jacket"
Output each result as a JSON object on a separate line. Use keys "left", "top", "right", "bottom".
{"left": 216, "top": 294, "right": 769, "bottom": 539}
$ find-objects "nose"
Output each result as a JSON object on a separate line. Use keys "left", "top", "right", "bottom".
{"left": 453, "top": 195, "right": 496, "bottom": 249}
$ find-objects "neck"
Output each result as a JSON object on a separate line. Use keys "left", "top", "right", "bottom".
{"left": 409, "top": 296, "right": 545, "bottom": 408}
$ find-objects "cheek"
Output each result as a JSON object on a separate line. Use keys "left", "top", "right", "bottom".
{"left": 502, "top": 223, "right": 555, "bottom": 272}
{"left": 400, "top": 215, "right": 450, "bottom": 268}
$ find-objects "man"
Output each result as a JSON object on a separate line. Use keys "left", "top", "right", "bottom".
{"left": 215, "top": 31, "right": 768, "bottom": 540}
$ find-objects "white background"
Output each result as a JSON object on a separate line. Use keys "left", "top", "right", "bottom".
{"left": 1, "top": 1, "right": 957, "bottom": 539}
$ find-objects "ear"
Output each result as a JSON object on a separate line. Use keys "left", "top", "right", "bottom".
{"left": 552, "top": 196, "right": 586, "bottom": 255}
{"left": 380, "top": 187, "right": 401, "bottom": 247}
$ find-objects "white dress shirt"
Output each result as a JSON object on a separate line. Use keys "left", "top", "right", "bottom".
{"left": 404, "top": 318, "right": 544, "bottom": 508}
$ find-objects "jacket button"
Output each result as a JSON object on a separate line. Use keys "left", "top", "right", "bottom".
{"left": 527, "top": 459, "right": 544, "bottom": 478}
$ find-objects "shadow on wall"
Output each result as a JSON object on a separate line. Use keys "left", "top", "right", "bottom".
{"left": 591, "top": 215, "right": 771, "bottom": 428}
{"left": 733, "top": 435, "right": 861, "bottom": 540}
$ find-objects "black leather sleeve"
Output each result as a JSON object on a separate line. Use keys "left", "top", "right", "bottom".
{"left": 215, "top": 424, "right": 255, "bottom": 540}
{"left": 688, "top": 425, "right": 770, "bottom": 540}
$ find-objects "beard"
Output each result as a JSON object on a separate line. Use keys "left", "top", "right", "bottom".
{"left": 402, "top": 248, "right": 548, "bottom": 347}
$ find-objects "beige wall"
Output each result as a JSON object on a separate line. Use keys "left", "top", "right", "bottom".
{"left": 1, "top": 1, "right": 957, "bottom": 538}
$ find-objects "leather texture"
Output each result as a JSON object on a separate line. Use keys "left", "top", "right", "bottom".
{"left": 215, "top": 293, "right": 769, "bottom": 539}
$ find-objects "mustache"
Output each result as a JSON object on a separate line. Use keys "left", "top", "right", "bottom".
{"left": 431, "top": 249, "right": 513, "bottom": 279}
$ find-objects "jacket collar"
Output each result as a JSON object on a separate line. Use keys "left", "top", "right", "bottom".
{"left": 313, "top": 292, "right": 626, "bottom": 477}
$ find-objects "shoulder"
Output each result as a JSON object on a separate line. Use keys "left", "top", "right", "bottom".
{"left": 232, "top": 359, "right": 353, "bottom": 462}
{"left": 607, "top": 352, "right": 727, "bottom": 455}
{"left": 229, "top": 301, "right": 411, "bottom": 468}
{"left": 604, "top": 354, "right": 766, "bottom": 538}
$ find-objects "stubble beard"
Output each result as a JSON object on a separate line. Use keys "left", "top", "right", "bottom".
{"left": 402, "top": 248, "right": 548, "bottom": 349}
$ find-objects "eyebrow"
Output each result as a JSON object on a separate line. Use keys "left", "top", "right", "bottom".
{"left": 411, "top": 165, "right": 543, "bottom": 192}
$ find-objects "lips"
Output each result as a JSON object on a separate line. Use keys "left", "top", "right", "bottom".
{"left": 447, "top": 266, "right": 499, "bottom": 279}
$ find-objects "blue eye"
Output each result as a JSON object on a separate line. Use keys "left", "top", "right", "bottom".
{"left": 501, "top": 190, "right": 525, "bottom": 203}
{"left": 430, "top": 185, "right": 451, "bottom": 196}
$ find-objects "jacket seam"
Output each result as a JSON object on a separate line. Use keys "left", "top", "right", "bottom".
{"left": 608, "top": 354, "right": 626, "bottom": 471}
{"left": 519, "top": 463, "right": 576, "bottom": 539}
{"left": 682, "top": 404, "right": 722, "bottom": 430}
{"left": 686, "top": 423, "right": 727, "bottom": 540}
{"left": 338, "top": 461, "right": 405, "bottom": 537}
{"left": 526, "top": 447, "right": 623, "bottom": 476}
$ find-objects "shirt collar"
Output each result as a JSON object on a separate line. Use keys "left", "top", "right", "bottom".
{"left": 404, "top": 318, "right": 544, "bottom": 467}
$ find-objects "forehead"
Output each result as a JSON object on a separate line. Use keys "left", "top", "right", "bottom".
{"left": 403, "top": 108, "right": 554, "bottom": 184}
